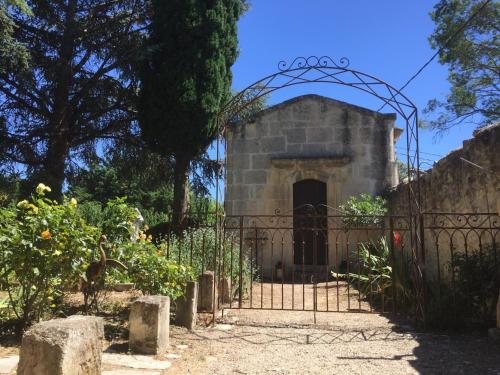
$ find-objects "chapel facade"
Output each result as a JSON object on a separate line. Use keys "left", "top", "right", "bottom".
{"left": 225, "top": 94, "right": 402, "bottom": 278}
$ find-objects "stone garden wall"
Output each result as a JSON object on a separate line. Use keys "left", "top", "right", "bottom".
{"left": 388, "top": 122, "right": 499, "bottom": 215}
{"left": 387, "top": 122, "right": 500, "bottom": 282}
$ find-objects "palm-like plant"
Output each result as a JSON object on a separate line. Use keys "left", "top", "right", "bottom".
{"left": 332, "top": 236, "right": 412, "bottom": 307}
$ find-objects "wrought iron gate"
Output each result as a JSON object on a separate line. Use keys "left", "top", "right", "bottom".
{"left": 215, "top": 213, "right": 499, "bottom": 322}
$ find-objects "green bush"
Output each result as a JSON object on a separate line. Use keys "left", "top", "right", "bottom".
{"left": 80, "top": 200, "right": 194, "bottom": 301}
{"left": 427, "top": 246, "right": 499, "bottom": 329}
{"left": 339, "top": 193, "right": 387, "bottom": 227}
{"left": 0, "top": 184, "right": 97, "bottom": 331}
{"left": 164, "top": 228, "right": 254, "bottom": 299}
{"left": 123, "top": 241, "right": 193, "bottom": 300}
{"left": 333, "top": 236, "right": 413, "bottom": 310}
{"left": 0, "top": 187, "right": 196, "bottom": 326}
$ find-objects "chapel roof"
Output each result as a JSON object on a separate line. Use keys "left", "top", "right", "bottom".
{"left": 232, "top": 94, "right": 397, "bottom": 126}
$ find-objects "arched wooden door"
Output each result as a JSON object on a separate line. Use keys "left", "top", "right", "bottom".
{"left": 293, "top": 179, "right": 328, "bottom": 266}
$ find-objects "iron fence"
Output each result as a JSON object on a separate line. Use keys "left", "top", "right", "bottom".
{"left": 158, "top": 212, "right": 499, "bottom": 325}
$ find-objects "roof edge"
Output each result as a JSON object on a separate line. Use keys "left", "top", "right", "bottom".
{"left": 231, "top": 94, "right": 397, "bottom": 128}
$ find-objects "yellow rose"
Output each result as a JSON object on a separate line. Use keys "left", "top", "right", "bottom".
{"left": 70, "top": 198, "right": 77, "bottom": 207}
{"left": 41, "top": 230, "right": 51, "bottom": 240}
{"left": 17, "top": 200, "right": 29, "bottom": 209}
{"left": 35, "top": 183, "right": 51, "bottom": 195}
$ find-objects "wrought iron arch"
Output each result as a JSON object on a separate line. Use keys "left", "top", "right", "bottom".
{"left": 212, "top": 56, "right": 425, "bottom": 323}
{"left": 217, "top": 56, "right": 421, "bottom": 214}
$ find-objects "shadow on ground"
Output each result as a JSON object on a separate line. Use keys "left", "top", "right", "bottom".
{"left": 171, "top": 309, "right": 500, "bottom": 374}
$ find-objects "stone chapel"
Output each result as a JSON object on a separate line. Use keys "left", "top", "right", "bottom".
{"left": 225, "top": 94, "right": 402, "bottom": 216}
{"left": 224, "top": 94, "right": 402, "bottom": 278}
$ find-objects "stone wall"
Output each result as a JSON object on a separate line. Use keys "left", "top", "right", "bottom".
{"left": 388, "top": 122, "right": 499, "bottom": 215}
{"left": 225, "top": 94, "right": 400, "bottom": 217}
{"left": 387, "top": 123, "right": 500, "bottom": 282}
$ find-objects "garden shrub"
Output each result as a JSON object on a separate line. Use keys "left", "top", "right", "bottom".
{"left": 80, "top": 200, "right": 194, "bottom": 301}
{"left": 0, "top": 184, "right": 98, "bottom": 331}
{"left": 164, "top": 228, "right": 255, "bottom": 299}
{"left": 332, "top": 235, "right": 413, "bottom": 311}
{"left": 126, "top": 240, "right": 193, "bottom": 300}
{"left": 0, "top": 186, "right": 197, "bottom": 327}
{"left": 339, "top": 193, "right": 387, "bottom": 227}
{"left": 426, "top": 246, "right": 499, "bottom": 329}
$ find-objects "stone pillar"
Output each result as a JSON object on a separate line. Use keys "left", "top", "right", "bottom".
{"left": 218, "top": 276, "right": 232, "bottom": 304}
{"left": 17, "top": 315, "right": 104, "bottom": 375}
{"left": 198, "top": 271, "right": 217, "bottom": 312}
{"left": 175, "top": 281, "right": 198, "bottom": 330}
{"left": 129, "top": 295, "right": 170, "bottom": 354}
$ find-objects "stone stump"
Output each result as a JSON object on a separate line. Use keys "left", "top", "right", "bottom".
{"left": 129, "top": 295, "right": 170, "bottom": 354}
{"left": 218, "top": 276, "right": 232, "bottom": 304}
{"left": 17, "top": 315, "right": 104, "bottom": 375}
{"left": 198, "top": 271, "right": 217, "bottom": 312}
{"left": 175, "top": 281, "right": 198, "bottom": 330}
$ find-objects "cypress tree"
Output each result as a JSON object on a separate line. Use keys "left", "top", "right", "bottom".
{"left": 138, "top": 0, "right": 244, "bottom": 227}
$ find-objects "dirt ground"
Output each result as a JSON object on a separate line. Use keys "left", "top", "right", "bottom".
{"left": 165, "top": 310, "right": 500, "bottom": 375}
{"left": 1, "top": 287, "right": 500, "bottom": 374}
{"left": 168, "top": 282, "right": 500, "bottom": 374}
{"left": 230, "top": 281, "right": 373, "bottom": 312}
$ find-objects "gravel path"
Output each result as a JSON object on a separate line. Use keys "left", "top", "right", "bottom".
{"left": 167, "top": 310, "right": 500, "bottom": 375}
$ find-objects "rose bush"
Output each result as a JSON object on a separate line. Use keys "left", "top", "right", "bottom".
{"left": 0, "top": 185, "right": 195, "bottom": 331}
{"left": 0, "top": 184, "right": 97, "bottom": 332}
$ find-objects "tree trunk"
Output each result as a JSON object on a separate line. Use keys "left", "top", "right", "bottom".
{"left": 36, "top": 0, "right": 77, "bottom": 200}
{"left": 41, "top": 135, "right": 70, "bottom": 200}
{"left": 172, "top": 154, "right": 191, "bottom": 231}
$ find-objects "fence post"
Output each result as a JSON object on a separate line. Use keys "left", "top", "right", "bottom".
{"left": 419, "top": 213, "right": 427, "bottom": 327}
{"left": 389, "top": 217, "right": 396, "bottom": 314}
{"left": 239, "top": 216, "right": 244, "bottom": 308}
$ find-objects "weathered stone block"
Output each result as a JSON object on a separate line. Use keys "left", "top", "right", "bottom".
{"left": 251, "top": 154, "right": 268, "bottom": 170}
{"left": 306, "top": 127, "right": 332, "bottom": 143}
{"left": 17, "top": 315, "right": 104, "bottom": 375}
{"left": 198, "top": 271, "right": 217, "bottom": 312}
{"left": 284, "top": 128, "right": 306, "bottom": 144}
{"left": 230, "top": 154, "right": 250, "bottom": 169}
{"left": 261, "top": 137, "right": 285, "bottom": 153}
{"left": 175, "top": 281, "right": 198, "bottom": 330}
{"left": 250, "top": 185, "right": 265, "bottom": 200}
{"left": 244, "top": 170, "right": 267, "bottom": 185}
{"left": 229, "top": 184, "right": 249, "bottom": 201}
{"left": 292, "top": 102, "right": 313, "bottom": 121}
{"left": 129, "top": 295, "right": 170, "bottom": 355}
{"left": 231, "top": 139, "right": 260, "bottom": 154}
{"left": 286, "top": 143, "right": 303, "bottom": 153}
{"left": 302, "top": 143, "right": 327, "bottom": 155}
{"left": 218, "top": 277, "right": 232, "bottom": 304}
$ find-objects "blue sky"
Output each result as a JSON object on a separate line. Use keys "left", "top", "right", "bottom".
{"left": 227, "top": 0, "right": 475, "bottom": 168}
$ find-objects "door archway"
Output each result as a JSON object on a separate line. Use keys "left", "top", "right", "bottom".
{"left": 293, "top": 179, "right": 328, "bottom": 267}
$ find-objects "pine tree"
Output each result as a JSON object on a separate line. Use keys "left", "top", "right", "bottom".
{"left": 0, "top": 0, "right": 147, "bottom": 198}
